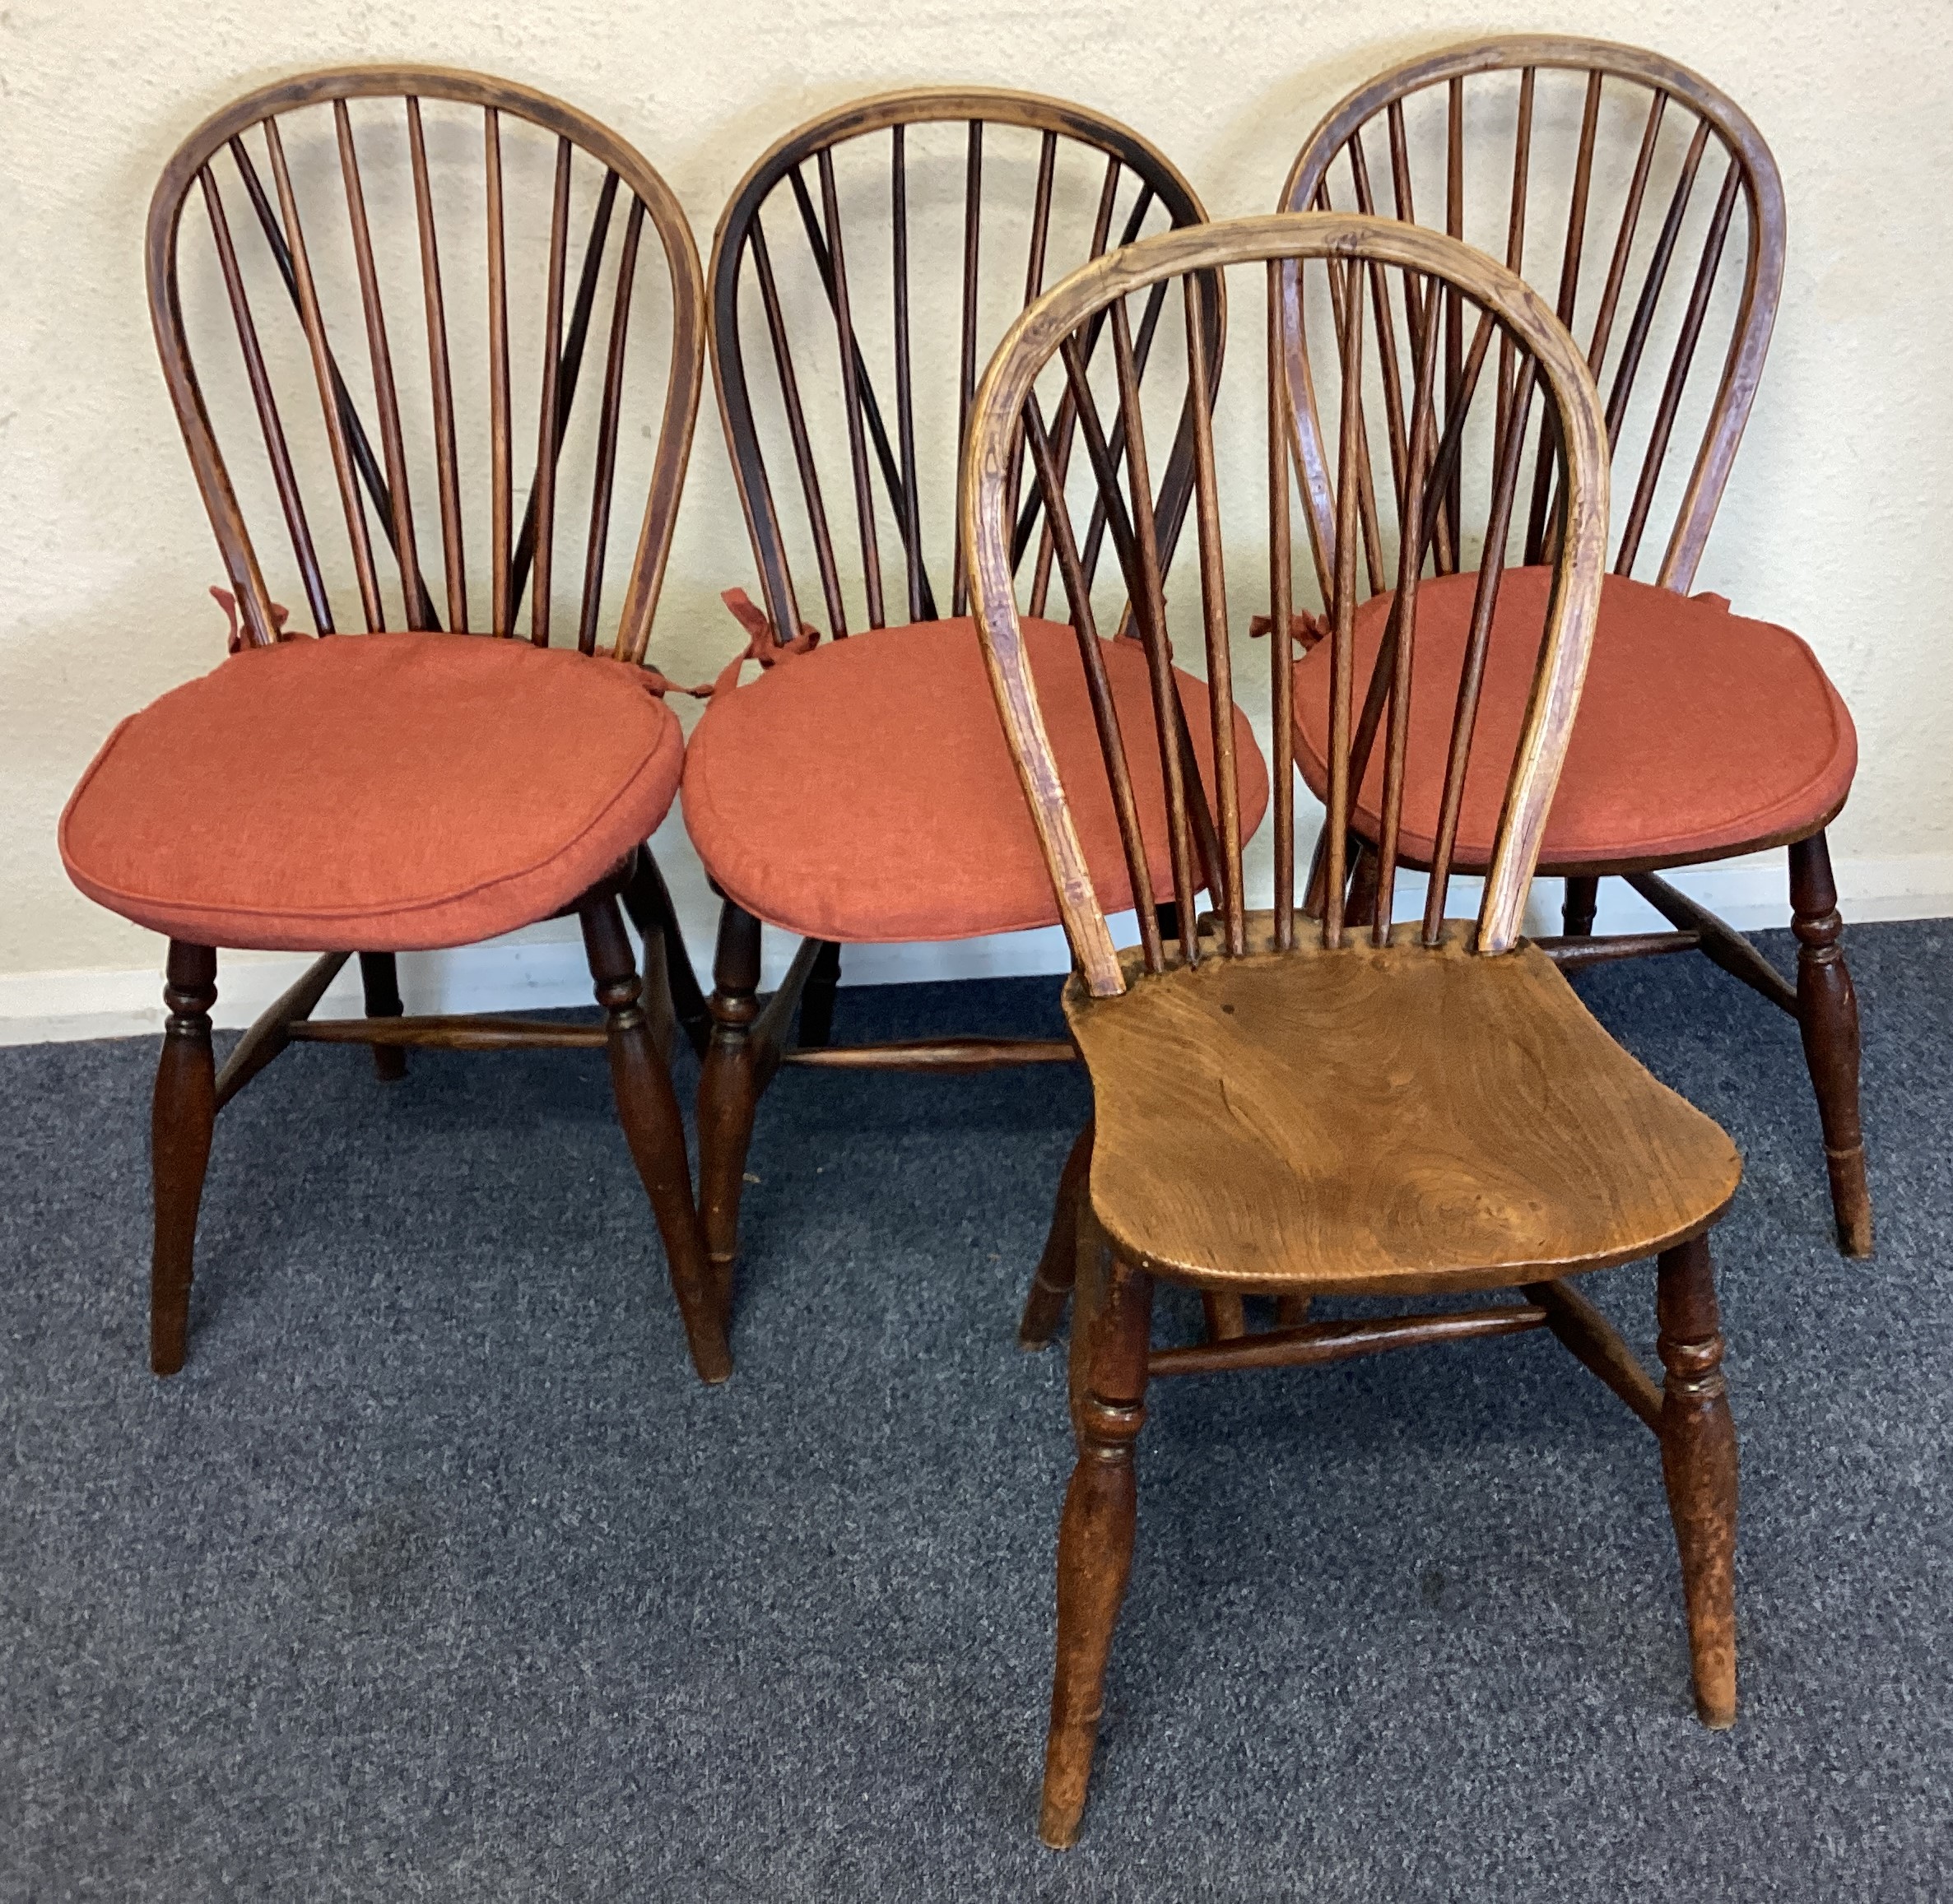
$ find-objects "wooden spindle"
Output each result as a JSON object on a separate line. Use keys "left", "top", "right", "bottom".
{"left": 1027, "top": 156, "right": 1123, "bottom": 615}
{"left": 1323, "top": 258, "right": 1365, "bottom": 952}
{"left": 751, "top": 217, "right": 845, "bottom": 637}
{"left": 1423, "top": 358, "right": 1540, "bottom": 944}
{"left": 1444, "top": 76, "right": 1465, "bottom": 565}
{"left": 1267, "top": 262, "right": 1295, "bottom": 950}
{"left": 407, "top": 97, "right": 466, "bottom": 633}
{"left": 1025, "top": 395, "right": 1163, "bottom": 974}
{"left": 1616, "top": 158, "right": 1740, "bottom": 577}
{"left": 1002, "top": 131, "right": 1060, "bottom": 534}
{"left": 1346, "top": 136, "right": 1414, "bottom": 522}
{"left": 511, "top": 170, "right": 621, "bottom": 625}
{"left": 263, "top": 114, "right": 384, "bottom": 632}
{"left": 1110, "top": 297, "right": 1197, "bottom": 964}
{"left": 579, "top": 197, "right": 645, "bottom": 654}
{"left": 1587, "top": 90, "right": 1667, "bottom": 376}
{"left": 891, "top": 125, "right": 924, "bottom": 623}
{"left": 1522, "top": 72, "right": 1602, "bottom": 564}
{"left": 529, "top": 136, "right": 572, "bottom": 645}
{"left": 1183, "top": 275, "right": 1244, "bottom": 956}
{"left": 1495, "top": 69, "right": 1536, "bottom": 458}
{"left": 953, "top": 120, "right": 983, "bottom": 615}
{"left": 197, "top": 165, "right": 329, "bottom": 638}
{"left": 335, "top": 99, "right": 426, "bottom": 629}
{"left": 1603, "top": 118, "right": 1711, "bottom": 452}
{"left": 486, "top": 106, "right": 512, "bottom": 636}
{"left": 817, "top": 146, "right": 884, "bottom": 629}
{"left": 1371, "top": 276, "right": 1442, "bottom": 944}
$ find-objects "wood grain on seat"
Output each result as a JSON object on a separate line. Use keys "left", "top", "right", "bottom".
{"left": 1069, "top": 917, "right": 1740, "bottom": 1297}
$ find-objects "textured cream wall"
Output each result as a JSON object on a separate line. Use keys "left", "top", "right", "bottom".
{"left": 2, "top": 0, "right": 1947, "bottom": 1016}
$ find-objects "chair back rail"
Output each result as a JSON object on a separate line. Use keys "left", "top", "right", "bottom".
{"left": 1281, "top": 36, "right": 1783, "bottom": 597}
{"left": 146, "top": 65, "right": 705, "bottom": 660}
{"left": 964, "top": 214, "right": 1609, "bottom": 995}
{"left": 708, "top": 88, "right": 1217, "bottom": 651}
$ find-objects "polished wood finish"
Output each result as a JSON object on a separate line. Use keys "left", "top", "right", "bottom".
{"left": 1789, "top": 834, "right": 1872, "bottom": 1254}
{"left": 961, "top": 213, "right": 1744, "bottom": 1843}
{"left": 151, "top": 943, "right": 218, "bottom": 1376}
{"left": 699, "top": 89, "right": 1207, "bottom": 1317}
{"left": 1067, "top": 924, "right": 1738, "bottom": 1296}
{"left": 1283, "top": 39, "right": 1865, "bottom": 1256}
{"left": 137, "top": 70, "right": 718, "bottom": 1379}
{"left": 1021, "top": 1123, "right": 1093, "bottom": 1350}
{"left": 1657, "top": 1234, "right": 1738, "bottom": 1725}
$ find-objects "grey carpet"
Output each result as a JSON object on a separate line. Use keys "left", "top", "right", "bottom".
{"left": 2, "top": 922, "right": 1949, "bottom": 1901}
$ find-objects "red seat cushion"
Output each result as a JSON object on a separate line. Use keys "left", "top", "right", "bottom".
{"left": 60, "top": 631, "right": 685, "bottom": 952}
{"left": 681, "top": 615, "right": 1270, "bottom": 943}
{"left": 1293, "top": 568, "right": 1856, "bottom": 871}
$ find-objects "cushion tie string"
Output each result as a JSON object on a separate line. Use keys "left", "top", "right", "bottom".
{"left": 1248, "top": 608, "right": 1331, "bottom": 652}
{"left": 212, "top": 586, "right": 293, "bottom": 652}
{"left": 713, "top": 586, "right": 824, "bottom": 696}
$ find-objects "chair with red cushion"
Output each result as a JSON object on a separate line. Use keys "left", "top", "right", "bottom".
{"left": 61, "top": 68, "right": 729, "bottom": 1381}
{"left": 689, "top": 91, "right": 1268, "bottom": 1317}
{"left": 1279, "top": 37, "right": 1871, "bottom": 1255}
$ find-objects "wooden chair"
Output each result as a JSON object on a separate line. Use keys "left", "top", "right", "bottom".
{"left": 687, "top": 90, "right": 1267, "bottom": 1321}
{"left": 59, "top": 68, "right": 729, "bottom": 1381}
{"left": 1280, "top": 37, "right": 1868, "bottom": 1255}
{"left": 961, "top": 211, "right": 1744, "bottom": 1844}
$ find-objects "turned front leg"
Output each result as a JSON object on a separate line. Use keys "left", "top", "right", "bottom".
{"left": 1020, "top": 1122, "right": 1093, "bottom": 1351}
{"left": 1657, "top": 1234, "right": 1738, "bottom": 1729}
{"left": 1789, "top": 833, "right": 1872, "bottom": 1255}
{"left": 151, "top": 942, "right": 217, "bottom": 1376}
{"left": 697, "top": 901, "right": 764, "bottom": 1310}
{"left": 1042, "top": 1256, "right": 1154, "bottom": 1849}
{"left": 582, "top": 898, "right": 730, "bottom": 1385}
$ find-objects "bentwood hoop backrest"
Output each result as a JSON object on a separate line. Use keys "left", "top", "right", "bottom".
{"left": 964, "top": 214, "right": 1609, "bottom": 996}
{"left": 1281, "top": 37, "right": 1783, "bottom": 597}
{"left": 709, "top": 89, "right": 1216, "bottom": 648}
{"left": 146, "top": 67, "right": 705, "bottom": 659}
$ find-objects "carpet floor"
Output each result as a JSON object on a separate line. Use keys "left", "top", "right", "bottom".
{"left": 2, "top": 921, "right": 1950, "bottom": 1900}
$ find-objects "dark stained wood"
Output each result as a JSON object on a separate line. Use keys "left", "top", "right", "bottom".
{"left": 582, "top": 897, "right": 731, "bottom": 1382}
{"left": 1624, "top": 871, "right": 1797, "bottom": 1015}
{"left": 1041, "top": 1253, "right": 1152, "bottom": 1850}
{"left": 528, "top": 136, "right": 573, "bottom": 645}
{"left": 1523, "top": 1276, "right": 1662, "bottom": 1431}
{"left": 1536, "top": 929, "right": 1699, "bottom": 970}
{"left": 137, "top": 66, "right": 717, "bottom": 1381}
{"left": 1021, "top": 1122, "right": 1093, "bottom": 1350}
{"left": 1657, "top": 1234, "right": 1738, "bottom": 1726}
{"left": 1789, "top": 834, "right": 1872, "bottom": 1256}
{"left": 358, "top": 950, "right": 409, "bottom": 1081}
{"left": 213, "top": 950, "right": 350, "bottom": 1109}
{"left": 779, "top": 1037, "right": 1076, "bottom": 1070}
{"left": 698, "top": 88, "right": 1215, "bottom": 1320}
{"left": 1561, "top": 873, "right": 1600, "bottom": 938}
{"left": 1151, "top": 1302, "right": 1546, "bottom": 1376}
{"left": 150, "top": 942, "right": 217, "bottom": 1376}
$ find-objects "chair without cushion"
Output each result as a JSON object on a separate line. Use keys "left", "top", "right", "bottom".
{"left": 962, "top": 212, "right": 1743, "bottom": 1844}
{"left": 62, "top": 67, "right": 729, "bottom": 1380}
{"left": 1280, "top": 36, "right": 1868, "bottom": 1256}
{"left": 690, "top": 89, "right": 1267, "bottom": 1317}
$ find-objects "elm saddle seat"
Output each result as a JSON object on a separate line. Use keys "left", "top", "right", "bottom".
{"left": 1071, "top": 917, "right": 1742, "bottom": 1294}
{"left": 59, "top": 631, "right": 686, "bottom": 952}
{"left": 1291, "top": 568, "right": 1857, "bottom": 872}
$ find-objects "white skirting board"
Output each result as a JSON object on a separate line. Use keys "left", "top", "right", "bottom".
{"left": 7, "top": 848, "right": 1951, "bottom": 1047}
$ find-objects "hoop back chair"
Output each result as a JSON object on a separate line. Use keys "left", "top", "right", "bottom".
{"left": 685, "top": 90, "right": 1264, "bottom": 1312}
{"left": 963, "top": 212, "right": 1744, "bottom": 1845}
{"left": 59, "top": 68, "right": 729, "bottom": 1380}
{"left": 1279, "top": 38, "right": 1868, "bottom": 1255}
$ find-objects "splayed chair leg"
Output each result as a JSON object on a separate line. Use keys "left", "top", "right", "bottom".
{"left": 1021, "top": 1122, "right": 1093, "bottom": 1349}
{"left": 359, "top": 952, "right": 407, "bottom": 1081}
{"left": 582, "top": 896, "right": 730, "bottom": 1384}
{"left": 1562, "top": 875, "right": 1599, "bottom": 938}
{"left": 151, "top": 942, "right": 217, "bottom": 1376}
{"left": 1041, "top": 1256, "right": 1153, "bottom": 1849}
{"left": 1656, "top": 1233, "right": 1737, "bottom": 1729}
{"left": 798, "top": 940, "right": 842, "bottom": 1047}
{"left": 1789, "top": 833, "right": 1872, "bottom": 1256}
{"left": 698, "top": 900, "right": 763, "bottom": 1322}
